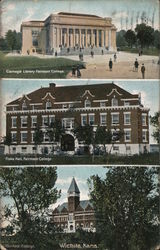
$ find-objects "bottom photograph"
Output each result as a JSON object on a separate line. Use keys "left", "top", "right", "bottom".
{"left": 0, "top": 166, "right": 159, "bottom": 250}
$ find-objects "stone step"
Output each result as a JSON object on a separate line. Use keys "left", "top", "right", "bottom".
{"left": 57, "top": 47, "right": 115, "bottom": 56}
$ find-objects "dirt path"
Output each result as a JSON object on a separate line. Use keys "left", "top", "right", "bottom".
{"left": 66, "top": 52, "right": 159, "bottom": 79}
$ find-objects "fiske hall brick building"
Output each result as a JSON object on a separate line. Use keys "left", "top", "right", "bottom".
{"left": 5, "top": 82, "right": 149, "bottom": 155}
{"left": 51, "top": 177, "right": 96, "bottom": 233}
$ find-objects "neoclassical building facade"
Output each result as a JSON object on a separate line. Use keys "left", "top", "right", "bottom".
{"left": 5, "top": 82, "right": 149, "bottom": 155}
{"left": 21, "top": 12, "right": 117, "bottom": 54}
{"left": 51, "top": 177, "right": 96, "bottom": 233}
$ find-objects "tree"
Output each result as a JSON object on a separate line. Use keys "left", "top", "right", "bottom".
{"left": 153, "top": 30, "right": 160, "bottom": 49}
{"left": 0, "top": 37, "right": 8, "bottom": 51}
{"left": 150, "top": 112, "right": 160, "bottom": 143}
{"left": 33, "top": 126, "right": 44, "bottom": 154}
{"left": 46, "top": 119, "right": 65, "bottom": 153}
{"left": 135, "top": 24, "right": 154, "bottom": 48}
{"left": 94, "top": 126, "right": 112, "bottom": 154}
{"left": 4, "top": 133, "right": 12, "bottom": 154}
{"left": 124, "top": 29, "right": 137, "bottom": 48}
{"left": 74, "top": 124, "right": 95, "bottom": 154}
{"left": 88, "top": 167, "right": 159, "bottom": 250}
{"left": 116, "top": 30, "right": 127, "bottom": 48}
{"left": 5, "top": 30, "right": 17, "bottom": 51}
{"left": 0, "top": 167, "right": 61, "bottom": 249}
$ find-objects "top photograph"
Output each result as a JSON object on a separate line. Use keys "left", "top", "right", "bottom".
{"left": 0, "top": 0, "right": 159, "bottom": 79}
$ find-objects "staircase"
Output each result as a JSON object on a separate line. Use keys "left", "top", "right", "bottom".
{"left": 58, "top": 47, "right": 115, "bottom": 56}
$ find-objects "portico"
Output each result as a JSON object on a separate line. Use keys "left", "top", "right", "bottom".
{"left": 21, "top": 12, "right": 117, "bottom": 55}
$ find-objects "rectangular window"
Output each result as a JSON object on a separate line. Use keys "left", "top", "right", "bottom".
{"left": 142, "top": 114, "right": 147, "bottom": 126}
{"left": 31, "top": 116, "right": 37, "bottom": 127}
{"left": 111, "top": 113, "right": 119, "bottom": 125}
{"left": 42, "top": 116, "right": 48, "bottom": 126}
{"left": 31, "top": 132, "right": 35, "bottom": 143}
{"left": 81, "top": 114, "right": 87, "bottom": 126}
{"left": 12, "top": 147, "right": 16, "bottom": 154}
{"left": 124, "top": 130, "right": 131, "bottom": 142}
{"left": 124, "top": 101, "right": 130, "bottom": 106}
{"left": 124, "top": 113, "right": 131, "bottom": 125}
{"left": 21, "top": 147, "right": 27, "bottom": 154}
{"left": 69, "top": 103, "right": 74, "bottom": 108}
{"left": 62, "top": 104, "right": 67, "bottom": 109}
{"left": 100, "top": 102, "right": 106, "bottom": 107}
{"left": 21, "top": 116, "right": 27, "bottom": 128}
{"left": 49, "top": 115, "right": 55, "bottom": 125}
{"left": 112, "top": 130, "right": 120, "bottom": 142}
{"left": 89, "top": 114, "right": 95, "bottom": 125}
{"left": 11, "top": 132, "right": 17, "bottom": 143}
{"left": 113, "top": 146, "right": 119, "bottom": 151}
{"left": 21, "top": 132, "right": 27, "bottom": 143}
{"left": 11, "top": 117, "right": 17, "bottom": 128}
{"left": 100, "top": 113, "right": 107, "bottom": 126}
{"left": 142, "top": 130, "right": 147, "bottom": 142}
{"left": 62, "top": 118, "right": 74, "bottom": 129}
{"left": 43, "top": 133, "right": 50, "bottom": 142}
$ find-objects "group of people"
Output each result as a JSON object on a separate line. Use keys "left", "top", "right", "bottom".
{"left": 71, "top": 65, "right": 81, "bottom": 78}
{"left": 134, "top": 59, "right": 146, "bottom": 79}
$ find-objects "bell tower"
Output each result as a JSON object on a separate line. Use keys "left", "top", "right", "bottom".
{"left": 67, "top": 177, "right": 80, "bottom": 212}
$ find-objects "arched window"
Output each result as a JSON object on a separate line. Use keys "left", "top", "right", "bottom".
{"left": 85, "top": 99, "right": 91, "bottom": 108}
{"left": 111, "top": 97, "right": 118, "bottom": 106}
{"left": 70, "top": 225, "right": 73, "bottom": 231}
{"left": 46, "top": 100, "right": 52, "bottom": 109}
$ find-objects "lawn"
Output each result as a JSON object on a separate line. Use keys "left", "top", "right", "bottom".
{"left": 0, "top": 152, "right": 159, "bottom": 165}
{"left": 0, "top": 51, "right": 85, "bottom": 78}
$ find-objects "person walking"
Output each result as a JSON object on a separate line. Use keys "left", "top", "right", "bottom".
{"left": 141, "top": 64, "right": 145, "bottom": 79}
{"left": 134, "top": 58, "right": 139, "bottom": 72}
{"left": 109, "top": 58, "right": 113, "bottom": 71}
{"left": 114, "top": 53, "right": 117, "bottom": 62}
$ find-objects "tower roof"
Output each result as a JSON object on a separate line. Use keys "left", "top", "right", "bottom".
{"left": 68, "top": 177, "right": 80, "bottom": 194}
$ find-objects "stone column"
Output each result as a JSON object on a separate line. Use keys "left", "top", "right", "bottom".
{"left": 73, "top": 29, "right": 75, "bottom": 47}
{"left": 66, "top": 28, "right": 69, "bottom": 47}
{"left": 60, "top": 28, "right": 63, "bottom": 46}
{"left": 111, "top": 29, "right": 116, "bottom": 50}
{"left": 101, "top": 30, "right": 104, "bottom": 47}
{"left": 105, "top": 29, "right": 109, "bottom": 48}
{"left": 108, "top": 30, "right": 111, "bottom": 50}
{"left": 56, "top": 27, "right": 60, "bottom": 48}
{"left": 96, "top": 30, "right": 99, "bottom": 47}
{"left": 85, "top": 29, "right": 88, "bottom": 47}
{"left": 79, "top": 29, "right": 82, "bottom": 47}
{"left": 91, "top": 29, "right": 94, "bottom": 46}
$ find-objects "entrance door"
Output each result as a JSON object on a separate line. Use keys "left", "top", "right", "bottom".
{"left": 61, "top": 134, "right": 75, "bottom": 151}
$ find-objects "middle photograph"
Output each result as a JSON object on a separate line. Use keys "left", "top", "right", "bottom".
{"left": 1, "top": 79, "right": 159, "bottom": 165}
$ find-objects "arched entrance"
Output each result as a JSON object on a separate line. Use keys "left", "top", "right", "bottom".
{"left": 61, "top": 134, "right": 75, "bottom": 151}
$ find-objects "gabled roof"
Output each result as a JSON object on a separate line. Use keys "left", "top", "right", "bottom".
{"left": 7, "top": 83, "right": 138, "bottom": 106}
{"left": 68, "top": 177, "right": 80, "bottom": 194}
{"left": 56, "top": 200, "right": 93, "bottom": 213}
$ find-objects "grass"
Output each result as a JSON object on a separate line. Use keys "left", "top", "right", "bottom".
{"left": 0, "top": 51, "right": 85, "bottom": 78}
{"left": 119, "top": 47, "right": 160, "bottom": 56}
{"left": 0, "top": 152, "right": 159, "bottom": 165}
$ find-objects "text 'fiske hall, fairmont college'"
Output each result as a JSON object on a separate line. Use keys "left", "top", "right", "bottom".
{"left": 21, "top": 12, "right": 117, "bottom": 55}
{"left": 5, "top": 82, "right": 149, "bottom": 155}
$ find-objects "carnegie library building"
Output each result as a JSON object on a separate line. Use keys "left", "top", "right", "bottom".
{"left": 5, "top": 82, "right": 149, "bottom": 155}
{"left": 21, "top": 12, "right": 117, "bottom": 55}
{"left": 51, "top": 177, "right": 96, "bottom": 233}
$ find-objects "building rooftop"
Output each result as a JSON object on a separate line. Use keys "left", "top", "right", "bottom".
{"left": 55, "top": 200, "right": 93, "bottom": 213}
{"left": 68, "top": 177, "right": 80, "bottom": 194}
{"left": 7, "top": 82, "right": 139, "bottom": 106}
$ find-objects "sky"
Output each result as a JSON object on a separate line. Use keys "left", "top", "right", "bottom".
{"left": 0, "top": 79, "right": 159, "bottom": 143}
{"left": 1, "top": 0, "right": 159, "bottom": 37}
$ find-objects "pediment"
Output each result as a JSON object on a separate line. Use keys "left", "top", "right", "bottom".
{"left": 42, "top": 92, "right": 55, "bottom": 100}
{"left": 107, "top": 88, "right": 122, "bottom": 96}
{"left": 81, "top": 90, "right": 95, "bottom": 98}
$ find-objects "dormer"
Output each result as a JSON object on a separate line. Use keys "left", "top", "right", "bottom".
{"left": 76, "top": 204, "right": 84, "bottom": 212}
{"left": 61, "top": 207, "right": 68, "bottom": 214}
{"left": 42, "top": 92, "right": 55, "bottom": 109}
{"left": 19, "top": 95, "right": 31, "bottom": 111}
{"left": 111, "top": 95, "right": 118, "bottom": 106}
{"left": 107, "top": 88, "right": 122, "bottom": 106}
{"left": 81, "top": 89, "right": 95, "bottom": 108}
{"left": 85, "top": 203, "right": 93, "bottom": 211}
